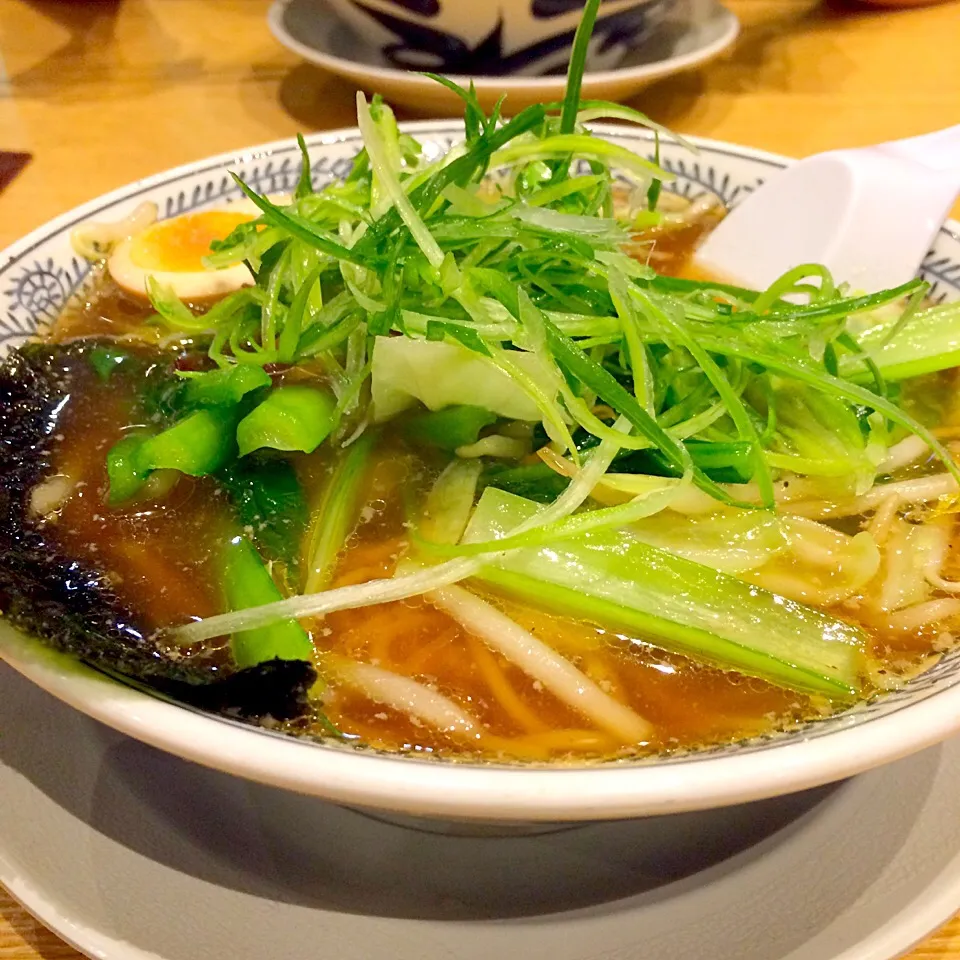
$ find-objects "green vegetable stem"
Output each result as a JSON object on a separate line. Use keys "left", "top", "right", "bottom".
{"left": 466, "top": 488, "right": 867, "bottom": 699}
{"left": 404, "top": 405, "right": 498, "bottom": 451}
{"left": 237, "top": 385, "right": 337, "bottom": 457}
{"left": 223, "top": 535, "right": 314, "bottom": 670}
{"left": 106, "top": 409, "right": 238, "bottom": 505}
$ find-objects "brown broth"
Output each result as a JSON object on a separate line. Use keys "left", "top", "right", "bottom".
{"left": 40, "top": 352, "right": 231, "bottom": 630}
{"left": 25, "top": 207, "right": 951, "bottom": 765}
{"left": 320, "top": 528, "right": 816, "bottom": 761}
{"left": 628, "top": 217, "right": 724, "bottom": 277}
{"left": 35, "top": 331, "right": 825, "bottom": 763}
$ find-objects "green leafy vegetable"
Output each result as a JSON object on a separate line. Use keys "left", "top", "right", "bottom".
{"left": 465, "top": 488, "right": 866, "bottom": 698}
{"left": 236, "top": 385, "right": 337, "bottom": 456}
{"left": 303, "top": 431, "right": 377, "bottom": 593}
{"left": 559, "top": 0, "right": 601, "bottom": 136}
{"left": 182, "top": 365, "right": 271, "bottom": 408}
{"left": 848, "top": 299, "right": 960, "bottom": 382}
{"left": 294, "top": 133, "right": 314, "bottom": 200}
{"left": 139, "top": 409, "right": 238, "bottom": 475}
{"left": 218, "top": 458, "right": 308, "bottom": 568}
{"left": 89, "top": 346, "right": 129, "bottom": 382}
{"left": 405, "top": 405, "right": 499, "bottom": 451}
{"left": 223, "top": 535, "right": 314, "bottom": 669}
{"left": 146, "top": 277, "right": 213, "bottom": 332}
{"left": 106, "top": 408, "right": 238, "bottom": 504}
{"left": 229, "top": 176, "right": 367, "bottom": 267}
{"left": 106, "top": 433, "right": 154, "bottom": 505}
{"left": 481, "top": 462, "right": 570, "bottom": 503}
{"left": 277, "top": 264, "right": 322, "bottom": 364}
{"left": 370, "top": 337, "right": 548, "bottom": 423}
{"left": 616, "top": 440, "right": 756, "bottom": 484}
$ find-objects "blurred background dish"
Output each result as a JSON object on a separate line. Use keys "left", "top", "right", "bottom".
{"left": 269, "top": 0, "right": 739, "bottom": 114}
{"left": 323, "top": 0, "right": 672, "bottom": 76}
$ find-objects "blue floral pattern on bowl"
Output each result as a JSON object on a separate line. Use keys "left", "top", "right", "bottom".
{"left": 325, "top": 0, "right": 668, "bottom": 76}
{"left": 1, "top": 121, "right": 959, "bottom": 763}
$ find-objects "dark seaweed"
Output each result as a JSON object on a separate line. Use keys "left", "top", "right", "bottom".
{"left": 0, "top": 341, "right": 315, "bottom": 721}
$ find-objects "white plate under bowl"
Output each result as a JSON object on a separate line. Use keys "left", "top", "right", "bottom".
{"left": 3, "top": 661, "right": 960, "bottom": 960}
{"left": 267, "top": 0, "right": 740, "bottom": 115}
{"left": 2, "top": 122, "right": 960, "bottom": 824}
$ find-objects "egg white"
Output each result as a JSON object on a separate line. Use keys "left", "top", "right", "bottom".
{"left": 107, "top": 196, "right": 288, "bottom": 301}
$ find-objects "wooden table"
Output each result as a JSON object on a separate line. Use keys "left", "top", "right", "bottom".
{"left": 1, "top": 0, "right": 960, "bottom": 956}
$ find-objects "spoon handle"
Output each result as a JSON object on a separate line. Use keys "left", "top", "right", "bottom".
{"left": 878, "top": 124, "right": 960, "bottom": 173}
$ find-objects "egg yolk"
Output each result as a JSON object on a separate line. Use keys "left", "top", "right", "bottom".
{"left": 128, "top": 211, "right": 254, "bottom": 273}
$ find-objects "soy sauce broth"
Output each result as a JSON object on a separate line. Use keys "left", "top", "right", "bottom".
{"left": 35, "top": 320, "right": 821, "bottom": 765}
{"left": 26, "top": 207, "right": 947, "bottom": 766}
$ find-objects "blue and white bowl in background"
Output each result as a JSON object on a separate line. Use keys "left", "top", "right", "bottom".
{"left": 323, "top": 0, "right": 673, "bottom": 76}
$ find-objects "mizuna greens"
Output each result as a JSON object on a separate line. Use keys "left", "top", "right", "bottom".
{"left": 7, "top": 0, "right": 960, "bottom": 761}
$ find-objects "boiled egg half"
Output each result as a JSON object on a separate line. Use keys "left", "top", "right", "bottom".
{"left": 107, "top": 197, "right": 277, "bottom": 301}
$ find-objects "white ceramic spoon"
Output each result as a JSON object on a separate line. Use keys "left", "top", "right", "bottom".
{"left": 694, "top": 125, "right": 960, "bottom": 293}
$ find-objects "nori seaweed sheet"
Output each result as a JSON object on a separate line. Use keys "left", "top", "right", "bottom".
{"left": 0, "top": 341, "right": 315, "bottom": 720}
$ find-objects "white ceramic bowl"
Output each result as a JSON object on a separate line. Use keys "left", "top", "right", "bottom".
{"left": 2, "top": 122, "right": 960, "bottom": 823}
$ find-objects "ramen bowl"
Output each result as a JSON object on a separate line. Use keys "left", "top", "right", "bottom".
{"left": 1, "top": 122, "right": 960, "bottom": 823}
